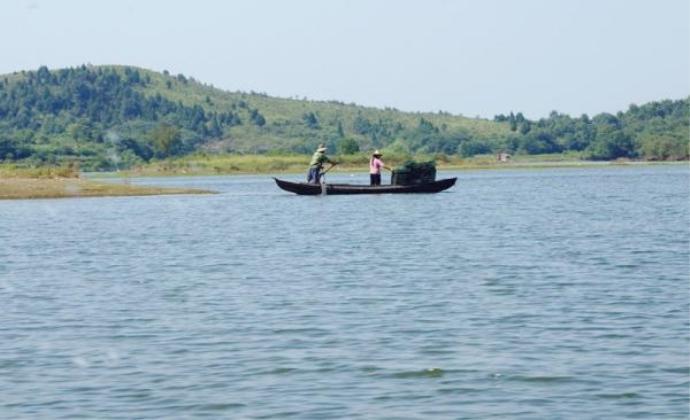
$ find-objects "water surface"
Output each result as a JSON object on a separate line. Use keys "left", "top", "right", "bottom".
{"left": 1, "top": 166, "right": 688, "bottom": 419}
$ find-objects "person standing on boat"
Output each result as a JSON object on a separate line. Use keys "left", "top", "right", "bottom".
{"left": 307, "top": 144, "right": 335, "bottom": 184}
{"left": 369, "top": 150, "right": 392, "bottom": 186}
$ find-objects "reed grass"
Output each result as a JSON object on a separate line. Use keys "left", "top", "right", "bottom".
{"left": 0, "top": 163, "right": 80, "bottom": 179}
{"left": 0, "top": 178, "right": 214, "bottom": 200}
{"left": 0, "top": 163, "right": 214, "bottom": 199}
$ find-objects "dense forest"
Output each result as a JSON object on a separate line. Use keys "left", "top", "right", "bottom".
{"left": 0, "top": 65, "right": 687, "bottom": 170}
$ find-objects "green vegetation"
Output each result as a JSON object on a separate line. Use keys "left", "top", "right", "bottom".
{"left": 493, "top": 104, "right": 689, "bottom": 160}
{"left": 0, "top": 162, "right": 80, "bottom": 178}
{"left": 0, "top": 65, "right": 687, "bottom": 172}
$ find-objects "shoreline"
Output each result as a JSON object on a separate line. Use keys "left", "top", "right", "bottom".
{"left": 1, "top": 160, "right": 685, "bottom": 200}
{"left": 92, "top": 159, "right": 688, "bottom": 178}
{"left": 0, "top": 178, "right": 215, "bottom": 200}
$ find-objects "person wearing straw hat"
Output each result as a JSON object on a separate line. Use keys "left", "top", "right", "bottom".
{"left": 306, "top": 143, "right": 336, "bottom": 184}
{"left": 369, "top": 150, "right": 392, "bottom": 186}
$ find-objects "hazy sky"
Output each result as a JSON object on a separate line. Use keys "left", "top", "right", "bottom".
{"left": 2, "top": 0, "right": 688, "bottom": 118}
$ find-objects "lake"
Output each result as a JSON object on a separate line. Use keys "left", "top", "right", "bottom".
{"left": 1, "top": 165, "right": 688, "bottom": 419}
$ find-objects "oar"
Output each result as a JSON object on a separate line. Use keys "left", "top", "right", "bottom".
{"left": 319, "top": 163, "right": 337, "bottom": 195}
{"left": 321, "top": 162, "right": 337, "bottom": 177}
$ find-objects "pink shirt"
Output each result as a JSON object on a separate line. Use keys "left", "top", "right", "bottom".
{"left": 370, "top": 157, "right": 384, "bottom": 174}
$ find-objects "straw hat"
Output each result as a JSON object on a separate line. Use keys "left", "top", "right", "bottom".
{"left": 317, "top": 144, "right": 327, "bottom": 152}
{"left": 372, "top": 150, "right": 382, "bottom": 157}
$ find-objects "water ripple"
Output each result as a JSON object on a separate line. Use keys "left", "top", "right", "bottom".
{"left": 0, "top": 167, "right": 688, "bottom": 419}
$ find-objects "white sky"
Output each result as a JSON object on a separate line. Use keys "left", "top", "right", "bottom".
{"left": 1, "top": 0, "right": 688, "bottom": 118}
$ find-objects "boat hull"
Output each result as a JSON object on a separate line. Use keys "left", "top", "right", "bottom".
{"left": 274, "top": 177, "right": 456, "bottom": 195}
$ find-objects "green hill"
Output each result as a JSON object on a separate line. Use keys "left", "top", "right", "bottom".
{"left": 0, "top": 65, "right": 687, "bottom": 170}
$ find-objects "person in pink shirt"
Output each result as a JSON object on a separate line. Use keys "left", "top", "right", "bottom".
{"left": 369, "top": 150, "right": 392, "bottom": 186}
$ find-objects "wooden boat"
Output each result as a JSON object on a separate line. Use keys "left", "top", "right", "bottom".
{"left": 274, "top": 177, "right": 457, "bottom": 195}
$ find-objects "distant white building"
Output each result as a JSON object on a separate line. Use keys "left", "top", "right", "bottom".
{"left": 497, "top": 152, "right": 511, "bottom": 162}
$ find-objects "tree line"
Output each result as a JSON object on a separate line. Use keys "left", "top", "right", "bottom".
{"left": 492, "top": 100, "right": 688, "bottom": 160}
{"left": 335, "top": 98, "right": 688, "bottom": 161}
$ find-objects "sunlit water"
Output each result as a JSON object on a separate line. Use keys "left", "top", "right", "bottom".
{"left": 1, "top": 166, "right": 688, "bottom": 419}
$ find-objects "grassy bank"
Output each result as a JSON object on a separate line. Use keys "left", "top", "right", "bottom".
{"left": 0, "top": 164, "right": 214, "bottom": 199}
{"left": 112, "top": 152, "right": 676, "bottom": 177}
